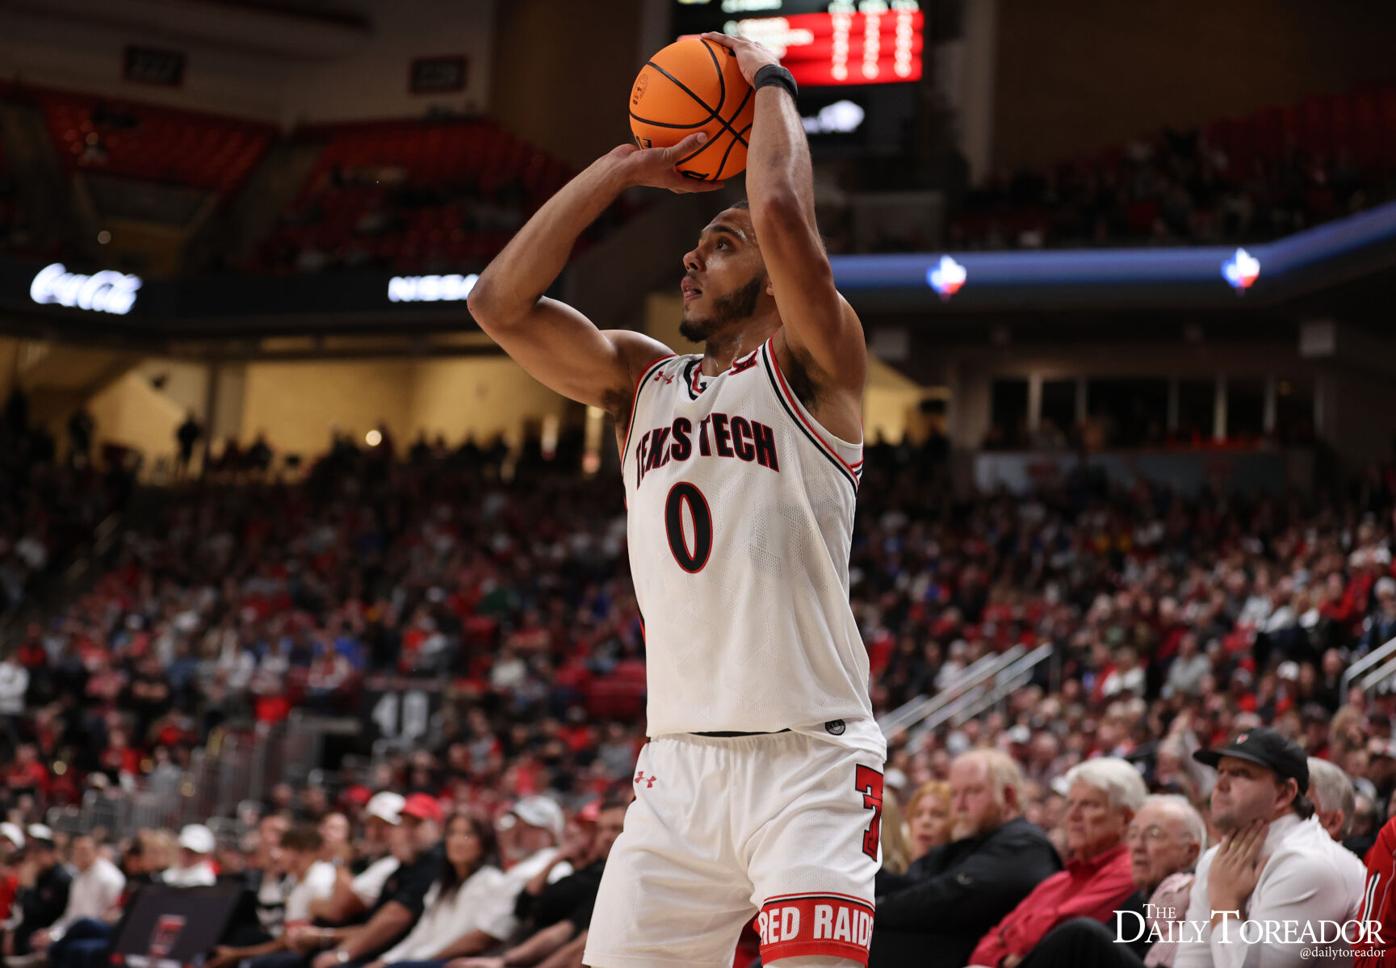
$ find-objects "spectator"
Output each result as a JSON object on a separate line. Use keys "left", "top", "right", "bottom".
{"left": 311, "top": 793, "right": 404, "bottom": 925}
{"left": 370, "top": 814, "right": 512, "bottom": 967}
{"left": 66, "top": 408, "right": 93, "bottom": 466}
{"left": 454, "top": 798, "right": 628, "bottom": 968}
{"left": 176, "top": 412, "right": 203, "bottom": 477}
{"left": 1175, "top": 728, "right": 1366, "bottom": 968}
{"left": 1307, "top": 756, "right": 1358, "bottom": 845}
{"left": 21, "top": 834, "right": 124, "bottom": 959}
{"left": 967, "top": 758, "right": 1145, "bottom": 968}
{"left": 904, "top": 780, "right": 953, "bottom": 864}
{"left": 210, "top": 826, "right": 340, "bottom": 968}
{"left": 1355, "top": 812, "right": 1396, "bottom": 966}
{"left": 497, "top": 797, "right": 572, "bottom": 893}
{"left": 1009, "top": 794, "right": 1206, "bottom": 968}
{"left": 281, "top": 793, "right": 442, "bottom": 968}
{"left": 7, "top": 824, "right": 72, "bottom": 956}
{"left": 872, "top": 750, "right": 1061, "bottom": 968}
{"left": 164, "top": 825, "right": 218, "bottom": 887}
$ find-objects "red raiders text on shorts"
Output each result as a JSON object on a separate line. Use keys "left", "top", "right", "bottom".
{"left": 757, "top": 893, "right": 875, "bottom": 965}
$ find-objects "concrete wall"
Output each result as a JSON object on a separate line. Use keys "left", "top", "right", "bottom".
{"left": 237, "top": 355, "right": 571, "bottom": 458}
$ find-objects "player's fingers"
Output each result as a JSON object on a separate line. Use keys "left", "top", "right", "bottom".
{"left": 701, "top": 31, "right": 737, "bottom": 49}
{"left": 673, "top": 180, "right": 726, "bottom": 194}
{"left": 665, "top": 131, "right": 709, "bottom": 161}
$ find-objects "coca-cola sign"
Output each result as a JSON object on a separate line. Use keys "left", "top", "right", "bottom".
{"left": 29, "top": 263, "right": 142, "bottom": 316}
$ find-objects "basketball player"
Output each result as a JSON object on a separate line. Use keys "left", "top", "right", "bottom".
{"left": 467, "top": 33, "right": 883, "bottom": 968}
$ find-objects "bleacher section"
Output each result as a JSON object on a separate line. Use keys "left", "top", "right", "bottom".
{"left": 253, "top": 119, "right": 575, "bottom": 273}
{"left": 34, "top": 88, "right": 274, "bottom": 194}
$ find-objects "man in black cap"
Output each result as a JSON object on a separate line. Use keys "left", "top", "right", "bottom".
{"left": 1174, "top": 727, "right": 1366, "bottom": 968}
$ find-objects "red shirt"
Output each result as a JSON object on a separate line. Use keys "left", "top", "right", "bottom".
{"left": 1357, "top": 817, "right": 1396, "bottom": 967}
{"left": 969, "top": 843, "right": 1136, "bottom": 967}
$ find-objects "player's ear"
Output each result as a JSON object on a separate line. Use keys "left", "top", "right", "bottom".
{"left": 764, "top": 274, "right": 774, "bottom": 296}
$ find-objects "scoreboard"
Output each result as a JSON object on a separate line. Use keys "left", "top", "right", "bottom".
{"left": 673, "top": 0, "right": 925, "bottom": 87}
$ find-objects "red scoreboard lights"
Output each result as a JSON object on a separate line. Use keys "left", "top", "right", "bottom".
{"left": 676, "top": 1, "right": 925, "bottom": 88}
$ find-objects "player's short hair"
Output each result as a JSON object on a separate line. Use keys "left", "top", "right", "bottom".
{"left": 956, "top": 748, "right": 1027, "bottom": 811}
{"left": 1065, "top": 757, "right": 1148, "bottom": 813}
{"left": 1307, "top": 757, "right": 1356, "bottom": 835}
{"left": 728, "top": 198, "right": 749, "bottom": 210}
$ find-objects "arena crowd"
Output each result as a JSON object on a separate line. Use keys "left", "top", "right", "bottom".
{"left": 1, "top": 392, "right": 1396, "bottom": 966}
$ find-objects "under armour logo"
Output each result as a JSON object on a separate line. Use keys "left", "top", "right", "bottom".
{"left": 731, "top": 353, "right": 759, "bottom": 374}
{"left": 634, "top": 771, "right": 657, "bottom": 789}
{"left": 652, "top": 371, "right": 674, "bottom": 384}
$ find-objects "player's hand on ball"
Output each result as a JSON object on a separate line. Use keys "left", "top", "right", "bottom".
{"left": 609, "top": 133, "right": 726, "bottom": 194}
{"left": 700, "top": 31, "right": 780, "bottom": 85}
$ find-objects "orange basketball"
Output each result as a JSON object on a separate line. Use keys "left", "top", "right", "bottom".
{"left": 629, "top": 36, "right": 755, "bottom": 182}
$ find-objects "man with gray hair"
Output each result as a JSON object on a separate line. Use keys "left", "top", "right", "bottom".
{"left": 994, "top": 795, "right": 1208, "bottom": 968}
{"left": 1307, "top": 756, "right": 1357, "bottom": 844}
{"left": 870, "top": 749, "right": 1061, "bottom": 968}
{"left": 968, "top": 758, "right": 1147, "bottom": 968}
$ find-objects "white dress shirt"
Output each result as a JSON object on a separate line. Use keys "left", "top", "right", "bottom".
{"left": 50, "top": 857, "right": 125, "bottom": 941}
{"left": 1174, "top": 813, "right": 1366, "bottom": 968}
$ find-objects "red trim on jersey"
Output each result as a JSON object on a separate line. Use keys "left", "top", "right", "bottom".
{"left": 621, "top": 354, "right": 677, "bottom": 467}
{"left": 764, "top": 336, "right": 863, "bottom": 478}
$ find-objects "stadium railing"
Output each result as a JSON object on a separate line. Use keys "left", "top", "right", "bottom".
{"left": 1344, "top": 634, "right": 1396, "bottom": 696}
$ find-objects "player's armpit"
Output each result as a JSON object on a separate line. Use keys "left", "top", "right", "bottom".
{"left": 467, "top": 294, "right": 673, "bottom": 416}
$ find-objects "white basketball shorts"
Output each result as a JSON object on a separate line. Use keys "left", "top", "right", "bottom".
{"left": 583, "top": 728, "right": 886, "bottom": 967}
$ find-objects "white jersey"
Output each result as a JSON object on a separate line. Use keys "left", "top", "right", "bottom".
{"left": 621, "top": 336, "right": 882, "bottom": 755}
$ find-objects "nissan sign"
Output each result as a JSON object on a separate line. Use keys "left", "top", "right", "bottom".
{"left": 30, "top": 263, "right": 142, "bottom": 315}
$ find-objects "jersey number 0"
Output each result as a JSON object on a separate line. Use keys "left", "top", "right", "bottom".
{"left": 665, "top": 482, "right": 712, "bottom": 573}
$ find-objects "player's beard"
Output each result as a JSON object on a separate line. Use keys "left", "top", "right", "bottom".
{"left": 679, "top": 273, "right": 764, "bottom": 343}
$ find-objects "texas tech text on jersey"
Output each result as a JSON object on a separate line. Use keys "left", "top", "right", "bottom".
{"left": 633, "top": 412, "right": 781, "bottom": 489}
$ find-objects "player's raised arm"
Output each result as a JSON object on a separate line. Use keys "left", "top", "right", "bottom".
{"left": 466, "top": 134, "right": 724, "bottom": 415}
{"left": 701, "top": 31, "right": 866, "bottom": 397}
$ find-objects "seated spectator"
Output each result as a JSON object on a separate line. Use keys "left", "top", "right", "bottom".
{"left": 497, "top": 797, "right": 573, "bottom": 891}
{"left": 1307, "top": 756, "right": 1358, "bottom": 846}
{"left": 310, "top": 794, "right": 404, "bottom": 925}
{"left": 24, "top": 834, "right": 124, "bottom": 956}
{"left": 453, "top": 797, "right": 627, "bottom": 968}
{"left": 904, "top": 779, "right": 953, "bottom": 866}
{"left": 967, "top": 757, "right": 1145, "bottom": 968}
{"left": 209, "top": 826, "right": 338, "bottom": 968}
{"left": 1175, "top": 728, "right": 1366, "bottom": 968}
{"left": 998, "top": 794, "right": 1206, "bottom": 968}
{"left": 5, "top": 825, "right": 72, "bottom": 956}
{"left": 1355, "top": 813, "right": 1396, "bottom": 966}
{"left": 872, "top": 750, "right": 1061, "bottom": 968}
{"left": 368, "top": 814, "right": 512, "bottom": 968}
{"left": 164, "top": 825, "right": 218, "bottom": 887}
{"left": 272, "top": 794, "right": 442, "bottom": 968}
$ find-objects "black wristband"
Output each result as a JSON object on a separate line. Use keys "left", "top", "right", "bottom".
{"left": 753, "top": 64, "right": 798, "bottom": 100}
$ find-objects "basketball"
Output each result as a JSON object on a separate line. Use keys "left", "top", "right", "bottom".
{"left": 629, "top": 36, "right": 756, "bottom": 182}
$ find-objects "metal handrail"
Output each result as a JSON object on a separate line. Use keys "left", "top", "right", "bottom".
{"left": 1344, "top": 634, "right": 1396, "bottom": 694}
{"left": 953, "top": 643, "right": 1055, "bottom": 726}
{"left": 877, "top": 649, "right": 1010, "bottom": 736}
{"left": 1358, "top": 652, "right": 1396, "bottom": 694}
{"left": 879, "top": 645, "right": 1027, "bottom": 741}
